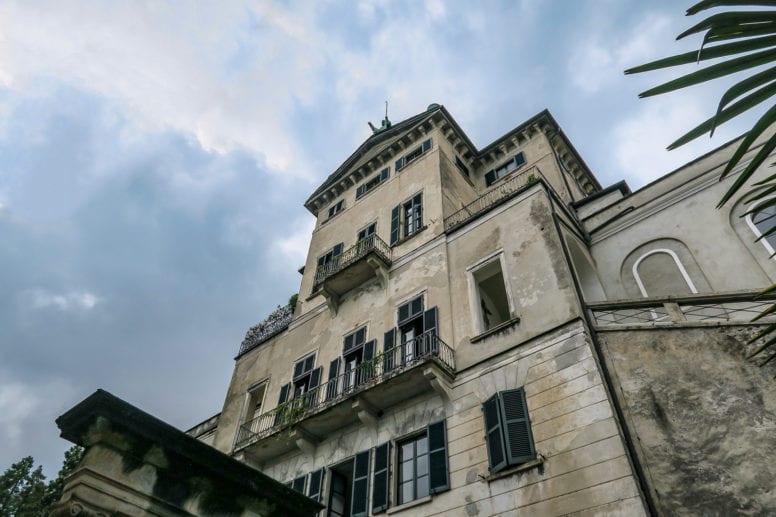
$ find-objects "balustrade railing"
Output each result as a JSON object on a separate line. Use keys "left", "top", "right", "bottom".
{"left": 238, "top": 305, "right": 294, "bottom": 357}
{"left": 444, "top": 166, "right": 542, "bottom": 232}
{"left": 589, "top": 292, "right": 776, "bottom": 327}
{"left": 235, "top": 330, "right": 454, "bottom": 449}
{"left": 314, "top": 234, "right": 392, "bottom": 286}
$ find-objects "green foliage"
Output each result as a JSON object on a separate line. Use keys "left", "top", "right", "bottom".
{"left": 288, "top": 293, "right": 298, "bottom": 312}
{"left": 0, "top": 446, "right": 84, "bottom": 516}
{"left": 627, "top": 0, "right": 776, "bottom": 361}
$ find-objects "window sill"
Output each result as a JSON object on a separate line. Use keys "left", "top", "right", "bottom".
{"left": 386, "top": 495, "right": 432, "bottom": 514}
{"left": 485, "top": 456, "right": 543, "bottom": 482}
{"left": 392, "top": 225, "right": 428, "bottom": 248}
{"left": 470, "top": 316, "right": 521, "bottom": 343}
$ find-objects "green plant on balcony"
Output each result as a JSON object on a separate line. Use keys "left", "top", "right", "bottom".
{"left": 527, "top": 172, "right": 537, "bottom": 182}
{"left": 274, "top": 397, "right": 310, "bottom": 430}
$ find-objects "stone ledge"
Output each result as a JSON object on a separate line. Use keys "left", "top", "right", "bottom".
{"left": 485, "top": 455, "right": 544, "bottom": 482}
{"left": 470, "top": 316, "right": 521, "bottom": 343}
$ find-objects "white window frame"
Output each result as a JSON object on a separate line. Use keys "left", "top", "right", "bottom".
{"left": 241, "top": 379, "right": 268, "bottom": 426}
{"left": 745, "top": 196, "right": 776, "bottom": 257}
{"left": 466, "top": 250, "right": 516, "bottom": 334}
{"left": 632, "top": 248, "right": 698, "bottom": 298}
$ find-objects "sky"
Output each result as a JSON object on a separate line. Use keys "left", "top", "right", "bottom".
{"left": 0, "top": 0, "right": 758, "bottom": 477}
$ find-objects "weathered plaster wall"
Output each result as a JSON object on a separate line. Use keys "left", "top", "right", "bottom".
{"left": 598, "top": 325, "right": 776, "bottom": 515}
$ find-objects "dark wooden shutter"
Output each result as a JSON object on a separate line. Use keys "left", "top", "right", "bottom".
{"left": 413, "top": 194, "right": 423, "bottom": 228}
{"left": 351, "top": 449, "right": 371, "bottom": 517}
{"left": 292, "top": 474, "right": 306, "bottom": 493}
{"left": 362, "top": 340, "right": 376, "bottom": 383}
{"left": 423, "top": 306, "right": 438, "bottom": 355}
{"left": 428, "top": 420, "right": 449, "bottom": 494}
{"left": 308, "top": 468, "right": 324, "bottom": 506}
{"left": 383, "top": 329, "right": 396, "bottom": 373}
{"left": 390, "top": 205, "right": 400, "bottom": 245}
{"left": 422, "top": 138, "right": 432, "bottom": 153}
{"left": 483, "top": 393, "right": 507, "bottom": 472}
{"left": 327, "top": 358, "right": 340, "bottom": 401}
{"left": 500, "top": 388, "right": 536, "bottom": 465}
{"left": 395, "top": 157, "right": 405, "bottom": 172}
{"left": 309, "top": 366, "right": 322, "bottom": 389}
{"left": 278, "top": 383, "right": 291, "bottom": 405}
{"left": 307, "top": 366, "right": 323, "bottom": 408}
{"left": 380, "top": 167, "right": 390, "bottom": 181}
{"left": 344, "top": 334, "right": 355, "bottom": 353}
{"left": 372, "top": 443, "right": 391, "bottom": 513}
{"left": 514, "top": 151, "right": 526, "bottom": 167}
{"left": 356, "top": 184, "right": 366, "bottom": 198}
{"left": 485, "top": 170, "right": 496, "bottom": 186}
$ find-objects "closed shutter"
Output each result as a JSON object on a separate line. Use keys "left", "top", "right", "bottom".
{"left": 514, "top": 151, "right": 526, "bottom": 167}
{"left": 483, "top": 394, "right": 507, "bottom": 472}
{"left": 390, "top": 205, "right": 400, "bottom": 245}
{"left": 351, "top": 449, "right": 371, "bottom": 517}
{"left": 344, "top": 334, "right": 355, "bottom": 353}
{"left": 307, "top": 366, "right": 323, "bottom": 408}
{"left": 383, "top": 328, "right": 396, "bottom": 373}
{"left": 362, "top": 339, "right": 376, "bottom": 383}
{"left": 428, "top": 420, "right": 449, "bottom": 494}
{"left": 423, "top": 307, "right": 438, "bottom": 355}
{"left": 412, "top": 194, "right": 423, "bottom": 229}
{"left": 395, "top": 156, "right": 405, "bottom": 172}
{"left": 327, "top": 358, "right": 341, "bottom": 401}
{"left": 500, "top": 388, "right": 536, "bottom": 465}
{"left": 380, "top": 167, "right": 390, "bottom": 181}
{"left": 485, "top": 170, "right": 496, "bottom": 186}
{"left": 422, "top": 138, "right": 432, "bottom": 153}
{"left": 308, "top": 468, "right": 325, "bottom": 513}
{"left": 372, "top": 442, "right": 391, "bottom": 513}
{"left": 292, "top": 474, "right": 306, "bottom": 493}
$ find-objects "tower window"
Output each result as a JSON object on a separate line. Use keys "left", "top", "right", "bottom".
{"left": 485, "top": 151, "right": 526, "bottom": 186}
{"left": 327, "top": 200, "right": 344, "bottom": 220}
{"left": 470, "top": 257, "right": 512, "bottom": 332}
{"left": 395, "top": 138, "right": 432, "bottom": 172}
{"left": 390, "top": 193, "right": 423, "bottom": 245}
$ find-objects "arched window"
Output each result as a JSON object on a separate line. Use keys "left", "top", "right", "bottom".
{"left": 746, "top": 200, "right": 776, "bottom": 256}
{"left": 632, "top": 249, "right": 698, "bottom": 298}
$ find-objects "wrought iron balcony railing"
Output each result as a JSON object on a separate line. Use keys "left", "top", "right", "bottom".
{"left": 588, "top": 291, "right": 776, "bottom": 327}
{"left": 238, "top": 305, "right": 294, "bottom": 357}
{"left": 444, "top": 166, "right": 542, "bottom": 232}
{"left": 313, "top": 234, "right": 392, "bottom": 287}
{"left": 234, "top": 330, "right": 454, "bottom": 449}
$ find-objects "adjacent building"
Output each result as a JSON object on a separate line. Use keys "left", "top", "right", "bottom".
{"left": 202, "top": 104, "right": 776, "bottom": 516}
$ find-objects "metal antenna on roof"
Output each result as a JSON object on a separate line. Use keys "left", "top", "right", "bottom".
{"left": 385, "top": 100, "right": 388, "bottom": 119}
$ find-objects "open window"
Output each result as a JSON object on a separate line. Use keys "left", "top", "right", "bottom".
{"left": 327, "top": 200, "right": 344, "bottom": 220}
{"left": 469, "top": 256, "right": 513, "bottom": 333}
{"left": 390, "top": 193, "right": 423, "bottom": 245}
{"left": 242, "top": 381, "right": 267, "bottom": 428}
{"left": 485, "top": 151, "right": 526, "bottom": 186}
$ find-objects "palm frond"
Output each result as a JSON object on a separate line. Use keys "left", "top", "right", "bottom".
{"left": 687, "top": 1, "right": 776, "bottom": 16}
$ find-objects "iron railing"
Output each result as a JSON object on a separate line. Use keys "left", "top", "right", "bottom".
{"left": 444, "top": 166, "right": 542, "bottom": 232}
{"left": 238, "top": 305, "right": 294, "bottom": 357}
{"left": 589, "top": 291, "right": 776, "bottom": 327}
{"left": 314, "top": 234, "right": 392, "bottom": 287}
{"left": 235, "top": 330, "right": 454, "bottom": 449}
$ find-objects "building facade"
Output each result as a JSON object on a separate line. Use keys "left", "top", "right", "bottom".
{"left": 203, "top": 105, "right": 776, "bottom": 516}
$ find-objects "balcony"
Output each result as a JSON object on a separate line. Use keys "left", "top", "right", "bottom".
{"left": 313, "top": 235, "right": 392, "bottom": 314}
{"left": 237, "top": 305, "right": 294, "bottom": 358}
{"left": 233, "top": 330, "right": 455, "bottom": 464}
{"left": 444, "top": 166, "right": 542, "bottom": 233}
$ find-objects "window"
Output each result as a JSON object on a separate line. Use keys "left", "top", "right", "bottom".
{"left": 470, "top": 257, "right": 512, "bottom": 332}
{"left": 326, "top": 328, "right": 376, "bottom": 399}
{"left": 747, "top": 200, "right": 776, "bottom": 255}
{"left": 242, "top": 382, "right": 266, "bottom": 426}
{"left": 632, "top": 249, "right": 698, "bottom": 298}
{"left": 483, "top": 388, "right": 536, "bottom": 473}
{"left": 357, "top": 223, "right": 376, "bottom": 243}
{"left": 356, "top": 168, "right": 390, "bottom": 199}
{"left": 293, "top": 353, "right": 317, "bottom": 397}
{"left": 455, "top": 156, "right": 469, "bottom": 177}
{"left": 275, "top": 355, "right": 323, "bottom": 422}
{"left": 383, "top": 296, "right": 439, "bottom": 374}
{"left": 395, "top": 138, "right": 432, "bottom": 172}
{"left": 390, "top": 193, "right": 422, "bottom": 245}
{"left": 485, "top": 151, "right": 526, "bottom": 186}
{"left": 315, "top": 243, "right": 344, "bottom": 288}
{"left": 328, "top": 200, "right": 344, "bottom": 220}
{"left": 398, "top": 434, "right": 429, "bottom": 505}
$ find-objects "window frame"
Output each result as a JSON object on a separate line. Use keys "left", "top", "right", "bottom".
{"left": 466, "top": 251, "right": 516, "bottom": 334}
{"left": 485, "top": 151, "right": 526, "bottom": 186}
{"left": 395, "top": 138, "right": 432, "bottom": 173}
{"left": 396, "top": 432, "right": 430, "bottom": 505}
{"left": 241, "top": 379, "right": 268, "bottom": 427}
{"left": 327, "top": 200, "right": 344, "bottom": 220}
{"left": 390, "top": 191, "right": 424, "bottom": 245}
{"left": 356, "top": 167, "right": 390, "bottom": 200}
{"left": 632, "top": 248, "right": 698, "bottom": 298}
{"left": 745, "top": 197, "right": 776, "bottom": 257}
{"left": 483, "top": 388, "right": 536, "bottom": 474}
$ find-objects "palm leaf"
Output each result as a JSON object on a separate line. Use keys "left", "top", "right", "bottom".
{"left": 712, "top": 66, "right": 776, "bottom": 135}
{"left": 624, "top": 35, "right": 776, "bottom": 74}
{"left": 743, "top": 182, "right": 776, "bottom": 202}
{"left": 638, "top": 48, "right": 776, "bottom": 98}
{"left": 677, "top": 11, "right": 776, "bottom": 40}
{"left": 719, "top": 128, "right": 776, "bottom": 207}
{"left": 752, "top": 303, "right": 776, "bottom": 320}
{"left": 705, "top": 22, "right": 776, "bottom": 44}
{"left": 688, "top": 1, "right": 776, "bottom": 16}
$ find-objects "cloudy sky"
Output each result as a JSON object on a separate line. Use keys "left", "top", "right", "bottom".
{"left": 0, "top": 0, "right": 756, "bottom": 476}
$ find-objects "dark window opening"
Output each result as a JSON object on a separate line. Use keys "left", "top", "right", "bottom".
{"left": 356, "top": 168, "right": 390, "bottom": 199}
{"left": 357, "top": 223, "right": 376, "bottom": 243}
{"left": 292, "top": 354, "right": 315, "bottom": 398}
{"left": 244, "top": 383, "right": 266, "bottom": 425}
{"left": 474, "top": 260, "right": 510, "bottom": 331}
{"left": 395, "top": 138, "right": 432, "bottom": 172}
{"left": 390, "top": 193, "right": 423, "bottom": 245}
{"left": 328, "top": 461, "right": 353, "bottom": 517}
{"left": 328, "top": 200, "right": 344, "bottom": 219}
{"left": 455, "top": 156, "right": 469, "bottom": 177}
{"left": 485, "top": 151, "right": 526, "bottom": 186}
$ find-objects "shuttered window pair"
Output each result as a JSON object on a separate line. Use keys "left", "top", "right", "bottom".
{"left": 484, "top": 151, "right": 526, "bottom": 186}
{"left": 395, "top": 138, "right": 432, "bottom": 173}
{"left": 286, "top": 468, "right": 325, "bottom": 516}
{"left": 390, "top": 193, "right": 423, "bottom": 245}
{"left": 356, "top": 168, "right": 390, "bottom": 199}
{"left": 327, "top": 200, "right": 344, "bottom": 219}
{"left": 383, "top": 305, "right": 438, "bottom": 373}
{"left": 483, "top": 388, "right": 536, "bottom": 473}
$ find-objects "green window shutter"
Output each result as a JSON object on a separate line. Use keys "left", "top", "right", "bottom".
{"left": 422, "top": 138, "right": 432, "bottom": 153}
{"left": 278, "top": 383, "right": 291, "bottom": 405}
{"left": 485, "top": 170, "right": 496, "bottom": 186}
{"left": 383, "top": 328, "right": 396, "bottom": 373}
{"left": 326, "top": 358, "right": 340, "bottom": 401}
{"left": 390, "top": 205, "right": 400, "bottom": 245}
{"left": 500, "top": 388, "right": 536, "bottom": 465}
{"left": 483, "top": 393, "right": 507, "bottom": 472}
{"left": 413, "top": 193, "right": 423, "bottom": 229}
{"left": 428, "top": 420, "right": 449, "bottom": 494}
{"left": 422, "top": 307, "right": 438, "bottom": 355}
{"left": 308, "top": 468, "right": 324, "bottom": 502}
{"left": 351, "top": 449, "right": 371, "bottom": 517}
{"left": 372, "top": 442, "right": 391, "bottom": 513}
{"left": 292, "top": 474, "right": 306, "bottom": 493}
{"left": 362, "top": 339, "right": 376, "bottom": 383}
